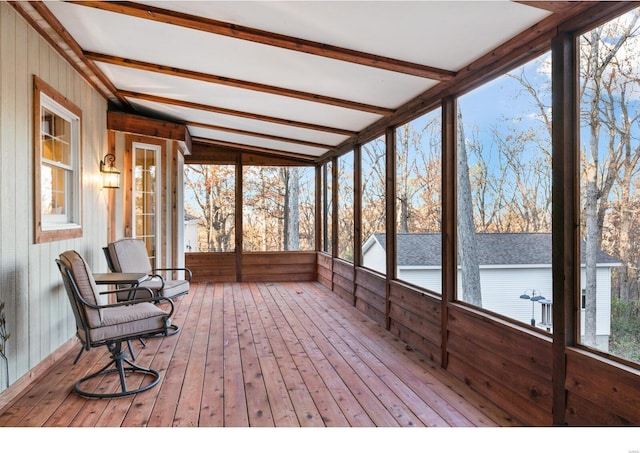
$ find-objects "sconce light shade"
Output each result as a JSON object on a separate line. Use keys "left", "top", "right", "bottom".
{"left": 100, "top": 153, "right": 120, "bottom": 189}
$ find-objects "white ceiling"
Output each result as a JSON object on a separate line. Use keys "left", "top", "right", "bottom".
{"left": 36, "top": 1, "right": 553, "bottom": 160}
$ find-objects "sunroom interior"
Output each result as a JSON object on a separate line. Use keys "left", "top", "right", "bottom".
{"left": 1, "top": 1, "right": 640, "bottom": 429}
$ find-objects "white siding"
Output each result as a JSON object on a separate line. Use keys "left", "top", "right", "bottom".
{"left": 398, "top": 268, "right": 442, "bottom": 293}
{"left": 0, "top": 3, "right": 109, "bottom": 391}
{"left": 397, "top": 265, "right": 613, "bottom": 342}
{"left": 579, "top": 267, "right": 612, "bottom": 337}
{"left": 362, "top": 240, "right": 386, "bottom": 274}
{"left": 476, "top": 267, "right": 553, "bottom": 327}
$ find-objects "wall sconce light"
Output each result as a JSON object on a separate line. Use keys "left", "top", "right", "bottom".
{"left": 100, "top": 153, "right": 120, "bottom": 189}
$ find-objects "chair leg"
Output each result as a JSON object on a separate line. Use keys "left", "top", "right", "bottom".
{"left": 73, "top": 341, "right": 160, "bottom": 399}
{"left": 74, "top": 344, "right": 85, "bottom": 364}
{"left": 126, "top": 340, "right": 136, "bottom": 361}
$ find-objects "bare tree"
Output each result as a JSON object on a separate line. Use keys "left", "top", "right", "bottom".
{"left": 184, "top": 164, "right": 235, "bottom": 252}
{"left": 458, "top": 109, "right": 483, "bottom": 307}
{"left": 580, "top": 12, "right": 640, "bottom": 346}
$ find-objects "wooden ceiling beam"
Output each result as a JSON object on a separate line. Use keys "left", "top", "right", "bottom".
{"left": 119, "top": 90, "right": 357, "bottom": 137}
{"left": 85, "top": 51, "right": 394, "bottom": 116}
{"left": 107, "top": 111, "right": 192, "bottom": 154}
{"left": 515, "top": 2, "right": 578, "bottom": 14}
{"left": 193, "top": 138, "right": 317, "bottom": 165}
{"left": 187, "top": 121, "right": 332, "bottom": 150}
{"left": 71, "top": 0, "right": 456, "bottom": 81}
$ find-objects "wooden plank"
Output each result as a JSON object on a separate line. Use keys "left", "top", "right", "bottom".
{"left": 198, "top": 283, "right": 225, "bottom": 426}
{"left": 448, "top": 304, "right": 553, "bottom": 379}
{"left": 254, "top": 284, "right": 332, "bottom": 426}
{"left": 282, "top": 283, "right": 441, "bottom": 427}
{"left": 447, "top": 330, "right": 553, "bottom": 413}
{"left": 447, "top": 353, "right": 550, "bottom": 426}
{"left": 244, "top": 283, "right": 304, "bottom": 426}
{"left": 242, "top": 263, "right": 316, "bottom": 276}
{"left": 234, "top": 284, "right": 275, "bottom": 426}
{"left": 146, "top": 289, "right": 203, "bottom": 426}
{"left": 171, "top": 284, "right": 215, "bottom": 426}
{"left": 332, "top": 259, "right": 354, "bottom": 280}
{"left": 355, "top": 283, "right": 386, "bottom": 313}
{"left": 303, "top": 282, "right": 514, "bottom": 427}
{"left": 222, "top": 284, "right": 249, "bottom": 426}
{"left": 389, "top": 320, "right": 441, "bottom": 364}
{"left": 388, "top": 304, "right": 441, "bottom": 347}
{"left": 261, "top": 283, "right": 376, "bottom": 426}
{"left": 565, "top": 392, "right": 632, "bottom": 426}
{"left": 242, "top": 251, "right": 316, "bottom": 265}
{"left": 565, "top": 348, "right": 640, "bottom": 425}
{"left": 389, "top": 281, "right": 441, "bottom": 318}
{"left": 269, "top": 284, "right": 410, "bottom": 426}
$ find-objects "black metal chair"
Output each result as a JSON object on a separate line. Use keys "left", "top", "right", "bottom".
{"left": 56, "top": 250, "right": 178, "bottom": 398}
{"left": 104, "top": 238, "right": 192, "bottom": 301}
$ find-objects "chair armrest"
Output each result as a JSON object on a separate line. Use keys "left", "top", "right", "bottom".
{"left": 147, "top": 273, "right": 166, "bottom": 291}
{"left": 99, "top": 295, "right": 175, "bottom": 317}
{"left": 99, "top": 286, "right": 154, "bottom": 299}
{"left": 152, "top": 267, "right": 193, "bottom": 282}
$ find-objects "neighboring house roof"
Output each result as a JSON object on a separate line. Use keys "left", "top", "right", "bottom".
{"left": 184, "top": 213, "right": 202, "bottom": 223}
{"left": 368, "top": 233, "right": 620, "bottom": 267}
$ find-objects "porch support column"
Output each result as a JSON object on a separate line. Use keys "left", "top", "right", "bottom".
{"left": 441, "top": 96, "right": 457, "bottom": 369}
{"left": 353, "top": 145, "right": 362, "bottom": 306}
{"left": 385, "top": 126, "right": 397, "bottom": 330}
{"left": 551, "top": 31, "right": 579, "bottom": 426}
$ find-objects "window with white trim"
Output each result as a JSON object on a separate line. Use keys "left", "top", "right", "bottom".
{"left": 34, "top": 76, "right": 82, "bottom": 243}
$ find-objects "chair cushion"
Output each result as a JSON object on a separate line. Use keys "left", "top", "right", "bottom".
{"left": 59, "top": 250, "right": 106, "bottom": 327}
{"left": 108, "top": 239, "right": 153, "bottom": 274}
{"left": 139, "top": 279, "right": 190, "bottom": 299}
{"left": 88, "top": 302, "right": 168, "bottom": 343}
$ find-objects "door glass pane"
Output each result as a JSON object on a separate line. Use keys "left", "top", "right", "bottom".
{"left": 133, "top": 144, "right": 158, "bottom": 268}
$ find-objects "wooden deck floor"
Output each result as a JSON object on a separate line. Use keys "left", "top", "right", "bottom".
{"left": 0, "top": 281, "right": 520, "bottom": 427}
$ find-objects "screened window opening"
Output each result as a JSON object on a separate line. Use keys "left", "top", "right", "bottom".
{"left": 578, "top": 7, "right": 640, "bottom": 363}
{"left": 184, "top": 164, "right": 236, "bottom": 253}
{"left": 456, "top": 52, "right": 553, "bottom": 329}
{"left": 243, "top": 166, "right": 315, "bottom": 252}
{"left": 393, "top": 109, "right": 442, "bottom": 292}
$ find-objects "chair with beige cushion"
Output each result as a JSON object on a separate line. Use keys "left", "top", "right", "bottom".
{"left": 56, "top": 250, "right": 177, "bottom": 398}
{"left": 104, "top": 238, "right": 192, "bottom": 301}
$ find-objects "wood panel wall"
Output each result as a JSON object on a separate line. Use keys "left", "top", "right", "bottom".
{"left": 317, "top": 252, "right": 332, "bottom": 289}
{"left": 185, "top": 252, "right": 237, "bottom": 283}
{"left": 446, "top": 304, "right": 553, "bottom": 426}
{"left": 0, "top": 3, "right": 109, "bottom": 391}
{"left": 388, "top": 281, "right": 441, "bottom": 364}
{"left": 185, "top": 251, "right": 316, "bottom": 283}
{"left": 354, "top": 268, "right": 385, "bottom": 327}
{"left": 331, "top": 259, "right": 354, "bottom": 303}
{"left": 565, "top": 348, "right": 640, "bottom": 426}
{"left": 242, "top": 251, "right": 316, "bottom": 282}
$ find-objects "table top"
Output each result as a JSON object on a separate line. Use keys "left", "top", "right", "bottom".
{"left": 92, "top": 272, "right": 148, "bottom": 285}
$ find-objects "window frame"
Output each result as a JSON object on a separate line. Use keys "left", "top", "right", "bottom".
{"left": 33, "top": 76, "right": 83, "bottom": 244}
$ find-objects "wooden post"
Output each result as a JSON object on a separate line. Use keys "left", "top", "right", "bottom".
{"left": 236, "top": 154, "right": 243, "bottom": 282}
{"left": 353, "top": 145, "right": 362, "bottom": 306}
{"left": 385, "top": 127, "right": 397, "bottom": 330}
{"left": 315, "top": 165, "right": 322, "bottom": 253}
{"left": 331, "top": 157, "right": 339, "bottom": 290}
{"left": 551, "top": 31, "right": 579, "bottom": 426}
{"left": 441, "top": 96, "right": 457, "bottom": 369}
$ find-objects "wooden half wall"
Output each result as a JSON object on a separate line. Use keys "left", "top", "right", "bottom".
{"left": 318, "top": 254, "right": 640, "bottom": 426}
{"left": 186, "top": 251, "right": 316, "bottom": 283}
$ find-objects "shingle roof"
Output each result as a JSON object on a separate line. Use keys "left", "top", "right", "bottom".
{"left": 371, "top": 233, "right": 620, "bottom": 267}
